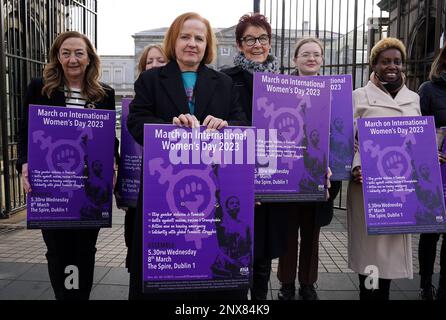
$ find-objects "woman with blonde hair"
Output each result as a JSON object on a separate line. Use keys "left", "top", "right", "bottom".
{"left": 417, "top": 44, "right": 446, "bottom": 300}
{"left": 119, "top": 44, "right": 167, "bottom": 274}
{"left": 17, "top": 31, "right": 117, "bottom": 300}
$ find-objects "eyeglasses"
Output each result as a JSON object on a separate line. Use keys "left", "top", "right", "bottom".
{"left": 297, "top": 52, "right": 323, "bottom": 60}
{"left": 241, "top": 34, "right": 270, "bottom": 46}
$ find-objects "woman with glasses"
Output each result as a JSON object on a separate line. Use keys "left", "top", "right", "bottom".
{"left": 275, "top": 38, "right": 341, "bottom": 300}
{"left": 417, "top": 45, "right": 446, "bottom": 300}
{"left": 221, "top": 13, "right": 289, "bottom": 300}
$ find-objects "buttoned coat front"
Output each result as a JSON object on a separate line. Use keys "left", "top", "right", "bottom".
{"left": 347, "top": 80, "right": 420, "bottom": 279}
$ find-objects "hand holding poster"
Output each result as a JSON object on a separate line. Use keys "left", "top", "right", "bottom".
{"left": 143, "top": 125, "right": 254, "bottom": 293}
{"left": 358, "top": 116, "right": 446, "bottom": 234}
{"left": 116, "top": 98, "right": 142, "bottom": 208}
{"left": 27, "top": 105, "right": 116, "bottom": 229}
{"left": 252, "top": 72, "right": 331, "bottom": 201}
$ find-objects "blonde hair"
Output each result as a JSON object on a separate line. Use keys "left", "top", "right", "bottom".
{"left": 370, "top": 37, "right": 407, "bottom": 66}
{"left": 42, "top": 31, "right": 106, "bottom": 102}
{"left": 163, "top": 12, "right": 216, "bottom": 65}
{"left": 137, "top": 44, "right": 167, "bottom": 76}
{"left": 429, "top": 45, "right": 446, "bottom": 80}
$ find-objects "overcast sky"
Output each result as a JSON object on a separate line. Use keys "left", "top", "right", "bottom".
{"left": 97, "top": 0, "right": 254, "bottom": 55}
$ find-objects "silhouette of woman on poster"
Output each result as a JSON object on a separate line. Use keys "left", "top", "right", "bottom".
{"left": 211, "top": 164, "right": 252, "bottom": 279}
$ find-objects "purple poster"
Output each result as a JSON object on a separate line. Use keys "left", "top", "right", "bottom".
{"left": 116, "top": 98, "right": 142, "bottom": 208}
{"left": 27, "top": 105, "right": 116, "bottom": 229}
{"left": 142, "top": 124, "right": 254, "bottom": 293}
{"left": 326, "top": 75, "right": 354, "bottom": 181}
{"left": 358, "top": 116, "right": 446, "bottom": 234}
{"left": 252, "top": 72, "right": 331, "bottom": 201}
{"left": 438, "top": 127, "right": 446, "bottom": 212}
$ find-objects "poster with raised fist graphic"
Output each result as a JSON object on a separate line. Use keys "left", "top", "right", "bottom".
{"left": 26, "top": 105, "right": 115, "bottom": 229}
{"left": 142, "top": 124, "right": 254, "bottom": 293}
{"left": 252, "top": 72, "right": 331, "bottom": 202}
{"left": 358, "top": 116, "right": 446, "bottom": 234}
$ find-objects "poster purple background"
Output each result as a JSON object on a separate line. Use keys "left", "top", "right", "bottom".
{"left": 252, "top": 72, "right": 331, "bottom": 201}
{"left": 27, "top": 105, "right": 115, "bottom": 229}
{"left": 117, "top": 98, "right": 142, "bottom": 208}
{"left": 326, "top": 75, "right": 354, "bottom": 181}
{"left": 142, "top": 124, "right": 254, "bottom": 293}
{"left": 358, "top": 116, "right": 446, "bottom": 234}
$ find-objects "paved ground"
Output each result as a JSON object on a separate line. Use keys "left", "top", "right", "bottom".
{"left": 0, "top": 189, "right": 442, "bottom": 300}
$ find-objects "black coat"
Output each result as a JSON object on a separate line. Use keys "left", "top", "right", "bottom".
{"left": 126, "top": 60, "right": 249, "bottom": 300}
{"left": 16, "top": 77, "right": 117, "bottom": 174}
{"left": 127, "top": 61, "right": 248, "bottom": 145}
{"left": 419, "top": 75, "right": 446, "bottom": 127}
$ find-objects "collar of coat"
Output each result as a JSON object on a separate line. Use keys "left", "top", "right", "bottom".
{"left": 159, "top": 60, "right": 219, "bottom": 119}
{"left": 365, "top": 78, "right": 415, "bottom": 108}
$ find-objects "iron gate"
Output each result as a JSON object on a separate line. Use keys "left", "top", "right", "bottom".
{"left": 0, "top": 0, "right": 98, "bottom": 218}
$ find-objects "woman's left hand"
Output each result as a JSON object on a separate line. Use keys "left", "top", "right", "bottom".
{"left": 439, "top": 151, "right": 446, "bottom": 164}
{"left": 202, "top": 115, "right": 228, "bottom": 130}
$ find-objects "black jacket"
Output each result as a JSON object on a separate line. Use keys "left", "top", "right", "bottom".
{"left": 419, "top": 75, "right": 446, "bottom": 127}
{"left": 16, "top": 77, "right": 117, "bottom": 173}
{"left": 127, "top": 61, "right": 248, "bottom": 146}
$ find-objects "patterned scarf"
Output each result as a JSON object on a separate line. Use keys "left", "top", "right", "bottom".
{"left": 233, "top": 52, "right": 279, "bottom": 74}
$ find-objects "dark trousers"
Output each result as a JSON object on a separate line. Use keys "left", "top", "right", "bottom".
{"left": 42, "top": 229, "right": 99, "bottom": 300}
{"left": 251, "top": 258, "right": 272, "bottom": 300}
{"left": 358, "top": 274, "right": 391, "bottom": 300}
{"left": 124, "top": 207, "right": 136, "bottom": 271}
{"left": 277, "top": 205, "right": 320, "bottom": 286}
{"left": 419, "top": 233, "right": 446, "bottom": 286}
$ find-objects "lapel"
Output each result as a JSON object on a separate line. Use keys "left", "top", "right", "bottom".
{"left": 365, "top": 81, "right": 406, "bottom": 113}
{"left": 194, "top": 63, "right": 218, "bottom": 120}
{"left": 160, "top": 61, "right": 190, "bottom": 115}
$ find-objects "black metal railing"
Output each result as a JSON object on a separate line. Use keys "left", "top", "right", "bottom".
{"left": 0, "top": 0, "right": 98, "bottom": 218}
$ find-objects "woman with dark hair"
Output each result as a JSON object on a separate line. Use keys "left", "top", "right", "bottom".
{"left": 275, "top": 37, "right": 341, "bottom": 300}
{"left": 17, "top": 31, "right": 116, "bottom": 300}
{"left": 117, "top": 44, "right": 167, "bottom": 273}
{"left": 221, "top": 13, "right": 289, "bottom": 300}
{"left": 347, "top": 37, "right": 418, "bottom": 300}
{"left": 127, "top": 12, "right": 248, "bottom": 300}
{"left": 417, "top": 45, "right": 446, "bottom": 300}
